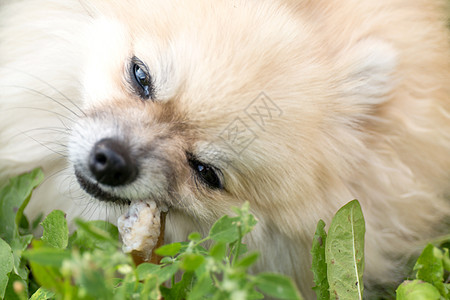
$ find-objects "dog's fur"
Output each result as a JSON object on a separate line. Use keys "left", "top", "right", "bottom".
{"left": 1, "top": 0, "right": 449, "bottom": 298}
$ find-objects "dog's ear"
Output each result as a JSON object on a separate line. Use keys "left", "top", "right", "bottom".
{"left": 338, "top": 38, "right": 398, "bottom": 108}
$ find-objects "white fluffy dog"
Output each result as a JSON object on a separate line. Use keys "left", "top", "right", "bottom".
{"left": 1, "top": 0, "right": 449, "bottom": 298}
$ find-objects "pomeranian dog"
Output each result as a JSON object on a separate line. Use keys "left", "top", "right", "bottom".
{"left": 1, "top": 0, "right": 449, "bottom": 298}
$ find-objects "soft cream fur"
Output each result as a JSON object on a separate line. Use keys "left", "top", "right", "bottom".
{"left": 1, "top": 0, "right": 449, "bottom": 298}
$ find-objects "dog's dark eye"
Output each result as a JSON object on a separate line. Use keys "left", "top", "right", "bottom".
{"left": 189, "top": 158, "right": 223, "bottom": 190}
{"left": 131, "top": 57, "right": 153, "bottom": 99}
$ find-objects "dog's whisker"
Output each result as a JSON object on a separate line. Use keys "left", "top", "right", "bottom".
{"left": 1, "top": 85, "right": 84, "bottom": 118}
{"left": 57, "top": 116, "right": 74, "bottom": 131}
{"left": 16, "top": 127, "right": 71, "bottom": 139}
{"left": 87, "top": 201, "right": 101, "bottom": 222}
{"left": 19, "top": 131, "right": 68, "bottom": 158}
{"left": 38, "top": 167, "right": 72, "bottom": 190}
{"left": 4, "top": 106, "right": 78, "bottom": 124}
{"left": 0, "top": 66, "right": 86, "bottom": 116}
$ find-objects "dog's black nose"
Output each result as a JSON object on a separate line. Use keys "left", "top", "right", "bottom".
{"left": 89, "top": 138, "right": 138, "bottom": 186}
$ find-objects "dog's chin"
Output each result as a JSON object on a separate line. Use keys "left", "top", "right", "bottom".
{"left": 75, "top": 170, "right": 132, "bottom": 206}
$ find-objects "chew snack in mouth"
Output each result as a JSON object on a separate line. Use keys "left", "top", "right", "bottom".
{"left": 118, "top": 200, "right": 167, "bottom": 265}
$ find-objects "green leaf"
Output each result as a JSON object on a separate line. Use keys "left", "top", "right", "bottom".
{"left": 31, "top": 213, "right": 44, "bottom": 231}
{"left": 442, "top": 248, "right": 450, "bottom": 271}
{"left": 247, "top": 288, "right": 264, "bottom": 300}
{"left": 79, "top": 265, "right": 113, "bottom": 299}
{"left": 396, "top": 280, "right": 441, "bottom": 300}
{"left": 113, "top": 273, "right": 135, "bottom": 300}
{"left": 72, "top": 219, "right": 119, "bottom": 250}
{"left": 30, "top": 287, "right": 55, "bottom": 300}
{"left": 311, "top": 219, "right": 329, "bottom": 300}
{"left": 414, "top": 244, "right": 445, "bottom": 296}
{"left": 0, "top": 168, "right": 43, "bottom": 244}
{"left": 160, "top": 257, "right": 174, "bottom": 264}
{"left": 235, "top": 252, "right": 259, "bottom": 269}
{"left": 23, "top": 248, "right": 72, "bottom": 267}
{"left": 24, "top": 240, "right": 64, "bottom": 293}
{"left": 188, "top": 273, "right": 214, "bottom": 300}
{"left": 255, "top": 273, "right": 302, "bottom": 300}
{"left": 28, "top": 261, "right": 64, "bottom": 294}
{"left": 41, "top": 210, "right": 68, "bottom": 249}
{"left": 154, "top": 242, "right": 182, "bottom": 257}
{"left": 326, "top": 200, "right": 365, "bottom": 300}
{"left": 0, "top": 169, "right": 44, "bottom": 284}
{"left": 14, "top": 169, "right": 44, "bottom": 228}
{"left": 209, "top": 242, "right": 227, "bottom": 261}
{"left": 234, "top": 242, "right": 248, "bottom": 256}
{"left": 209, "top": 215, "right": 239, "bottom": 243}
{"left": 4, "top": 273, "right": 27, "bottom": 300}
{"left": 180, "top": 253, "right": 205, "bottom": 271}
{"left": 0, "top": 238, "right": 14, "bottom": 299}
{"left": 10, "top": 234, "right": 33, "bottom": 280}
{"left": 188, "top": 232, "right": 202, "bottom": 241}
{"left": 136, "top": 263, "right": 160, "bottom": 280}
{"left": 154, "top": 263, "right": 180, "bottom": 283}
{"left": 414, "top": 244, "right": 444, "bottom": 283}
{"left": 139, "top": 274, "right": 160, "bottom": 300}
{"left": 161, "top": 271, "right": 194, "bottom": 300}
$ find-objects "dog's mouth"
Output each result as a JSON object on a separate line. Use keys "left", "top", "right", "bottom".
{"left": 76, "top": 169, "right": 170, "bottom": 264}
{"left": 75, "top": 169, "right": 132, "bottom": 206}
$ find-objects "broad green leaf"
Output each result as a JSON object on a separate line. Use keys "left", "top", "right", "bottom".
{"left": 0, "top": 169, "right": 43, "bottom": 282}
{"left": 180, "top": 253, "right": 205, "bottom": 271}
{"left": 414, "top": 244, "right": 445, "bottom": 296}
{"left": 28, "top": 261, "right": 64, "bottom": 294}
{"left": 160, "top": 256, "right": 174, "bottom": 264}
{"left": 233, "top": 242, "right": 248, "bottom": 256}
{"left": 443, "top": 248, "right": 450, "bottom": 271}
{"left": 136, "top": 263, "right": 160, "bottom": 280}
{"left": 396, "top": 280, "right": 440, "bottom": 300}
{"left": 188, "top": 232, "right": 202, "bottom": 241}
{"left": 31, "top": 213, "right": 44, "bottom": 231}
{"left": 18, "top": 212, "right": 30, "bottom": 234}
{"left": 23, "top": 248, "right": 71, "bottom": 267}
{"left": 41, "top": 210, "right": 68, "bottom": 249}
{"left": 209, "top": 215, "right": 239, "bottom": 243}
{"left": 79, "top": 265, "right": 113, "bottom": 299}
{"left": 0, "top": 238, "right": 14, "bottom": 299}
{"left": 311, "top": 219, "right": 329, "bottom": 300}
{"left": 188, "top": 273, "right": 215, "bottom": 300}
{"left": 10, "top": 234, "right": 33, "bottom": 280}
{"left": 161, "top": 271, "right": 194, "bottom": 300}
{"left": 0, "top": 168, "right": 43, "bottom": 243}
{"left": 326, "top": 200, "right": 365, "bottom": 300}
{"left": 255, "top": 273, "right": 303, "bottom": 300}
{"left": 30, "top": 287, "right": 55, "bottom": 300}
{"left": 247, "top": 288, "right": 264, "bottom": 300}
{"left": 139, "top": 274, "right": 160, "bottom": 300}
{"left": 209, "top": 242, "right": 227, "bottom": 261}
{"left": 4, "top": 273, "right": 27, "bottom": 300}
{"left": 15, "top": 172, "right": 44, "bottom": 231}
{"left": 154, "top": 242, "right": 182, "bottom": 256}
{"left": 72, "top": 219, "right": 119, "bottom": 250}
{"left": 414, "top": 244, "right": 444, "bottom": 283}
{"left": 154, "top": 263, "right": 180, "bottom": 282}
{"left": 235, "top": 252, "right": 259, "bottom": 269}
{"left": 113, "top": 273, "right": 136, "bottom": 299}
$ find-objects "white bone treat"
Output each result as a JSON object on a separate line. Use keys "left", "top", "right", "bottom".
{"left": 118, "top": 200, "right": 162, "bottom": 261}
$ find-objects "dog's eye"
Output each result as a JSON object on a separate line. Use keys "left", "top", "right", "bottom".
{"left": 189, "top": 159, "right": 223, "bottom": 190}
{"left": 130, "top": 57, "right": 153, "bottom": 99}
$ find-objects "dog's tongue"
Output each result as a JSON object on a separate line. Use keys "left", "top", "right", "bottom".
{"left": 117, "top": 200, "right": 167, "bottom": 265}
